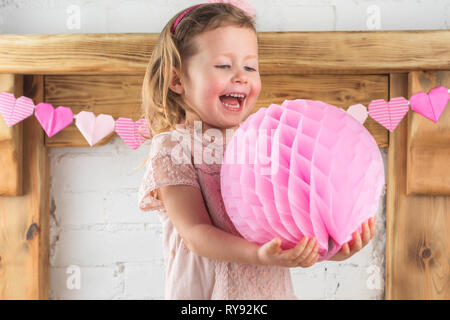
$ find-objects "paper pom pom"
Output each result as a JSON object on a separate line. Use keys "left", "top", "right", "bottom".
{"left": 220, "top": 100, "right": 385, "bottom": 261}
{"left": 207, "top": 0, "right": 255, "bottom": 18}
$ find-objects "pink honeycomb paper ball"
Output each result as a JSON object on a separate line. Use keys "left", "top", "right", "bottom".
{"left": 220, "top": 99, "right": 385, "bottom": 261}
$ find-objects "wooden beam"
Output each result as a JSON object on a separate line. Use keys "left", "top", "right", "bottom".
{"left": 0, "top": 74, "right": 23, "bottom": 196}
{"left": 385, "top": 73, "right": 409, "bottom": 299}
{"left": 0, "top": 75, "right": 49, "bottom": 299}
{"left": 406, "top": 71, "right": 450, "bottom": 195}
{"left": 0, "top": 31, "right": 449, "bottom": 75}
{"left": 386, "top": 73, "right": 450, "bottom": 299}
{"left": 43, "top": 73, "right": 388, "bottom": 148}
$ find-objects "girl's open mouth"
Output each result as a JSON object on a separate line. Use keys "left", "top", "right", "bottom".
{"left": 219, "top": 94, "right": 245, "bottom": 112}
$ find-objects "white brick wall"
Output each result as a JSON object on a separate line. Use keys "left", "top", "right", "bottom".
{"left": 1, "top": 0, "right": 443, "bottom": 299}
{"left": 1, "top": 0, "right": 449, "bottom": 33}
{"left": 49, "top": 137, "right": 166, "bottom": 299}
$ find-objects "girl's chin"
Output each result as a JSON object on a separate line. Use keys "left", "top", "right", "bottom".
{"left": 212, "top": 117, "right": 242, "bottom": 130}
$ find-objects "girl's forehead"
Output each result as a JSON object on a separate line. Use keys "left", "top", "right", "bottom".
{"left": 194, "top": 27, "right": 258, "bottom": 59}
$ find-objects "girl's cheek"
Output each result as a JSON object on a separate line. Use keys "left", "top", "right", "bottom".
{"left": 252, "top": 81, "right": 262, "bottom": 98}
{"left": 208, "top": 82, "right": 225, "bottom": 97}
{"left": 255, "top": 78, "right": 262, "bottom": 95}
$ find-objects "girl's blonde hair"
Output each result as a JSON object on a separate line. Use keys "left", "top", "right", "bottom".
{"left": 134, "top": 3, "right": 257, "bottom": 171}
{"left": 140, "top": 2, "right": 257, "bottom": 139}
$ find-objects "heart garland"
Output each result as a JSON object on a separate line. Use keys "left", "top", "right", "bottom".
{"left": 0, "top": 86, "right": 449, "bottom": 149}
{"left": 34, "top": 102, "right": 74, "bottom": 138}
{"left": 409, "top": 86, "right": 450, "bottom": 123}
{"left": 0, "top": 92, "right": 35, "bottom": 127}
{"left": 0, "top": 93, "right": 150, "bottom": 150}
{"left": 115, "top": 118, "right": 150, "bottom": 151}
{"left": 75, "top": 111, "right": 115, "bottom": 147}
{"left": 346, "top": 104, "right": 369, "bottom": 124}
{"left": 368, "top": 97, "right": 410, "bottom": 132}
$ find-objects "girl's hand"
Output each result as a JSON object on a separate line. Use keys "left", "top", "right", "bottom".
{"left": 328, "top": 217, "right": 376, "bottom": 262}
{"left": 257, "top": 236, "right": 319, "bottom": 268}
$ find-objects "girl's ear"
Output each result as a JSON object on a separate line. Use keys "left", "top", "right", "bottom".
{"left": 168, "top": 67, "right": 184, "bottom": 95}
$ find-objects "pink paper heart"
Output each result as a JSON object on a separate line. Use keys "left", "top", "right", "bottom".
{"left": 409, "top": 86, "right": 449, "bottom": 123}
{"left": 115, "top": 117, "right": 149, "bottom": 150}
{"left": 368, "top": 96, "right": 409, "bottom": 132}
{"left": 34, "top": 102, "right": 74, "bottom": 137}
{"left": 0, "top": 92, "right": 35, "bottom": 127}
{"left": 75, "top": 111, "right": 115, "bottom": 147}
{"left": 346, "top": 104, "right": 368, "bottom": 124}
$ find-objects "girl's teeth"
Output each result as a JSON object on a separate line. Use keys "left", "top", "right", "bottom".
{"left": 222, "top": 102, "right": 240, "bottom": 108}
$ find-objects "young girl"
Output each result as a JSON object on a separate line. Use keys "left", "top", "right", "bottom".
{"left": 137, "top": 2, "right": 376, "bottom": 300}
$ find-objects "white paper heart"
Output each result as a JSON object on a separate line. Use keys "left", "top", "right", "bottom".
{"left": 75, "top": 111, "right": 115, "bottom": 146}
{"left": 347, "top": 104, "right": 368, "bottom": 124}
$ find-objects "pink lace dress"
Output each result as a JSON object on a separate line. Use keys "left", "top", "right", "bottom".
{"left": 137, "top": 123, "right": 297, "bottom": 300}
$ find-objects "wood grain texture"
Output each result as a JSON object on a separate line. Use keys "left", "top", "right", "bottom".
{"left": 0, "top": 74, "right": 23, "bottom": 196}
{"left": 0, "top": 75, "right": 49, "bottom": 299}
{"left": 386, "top": 73, "right": 450, "bottom": 300}
{"left": 0, "top": 34, "right": 152, "bottom": 75}
{"left": 407, "top": 71, "right": 450, "bottom": 195}
{"left": 44, "top": 74, "right": 388, "bottom": 147}
{"left": 0, "top": 31, "right": 449, "bottom": 75}
{"left": 44, "top": 75, "right": 142, "bottom": 147}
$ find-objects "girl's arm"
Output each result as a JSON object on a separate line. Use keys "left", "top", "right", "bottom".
{"left": 159, "top": 185, "right": 320, "bottom": 267}
{"left": 159, "top": 184, "right": 262, "bottom": 265}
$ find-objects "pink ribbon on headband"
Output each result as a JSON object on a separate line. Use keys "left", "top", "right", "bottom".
{"left": 170, "top": 1, "right": 255, "bottom": 35}
{"left": 170, "top": 4, "right": 204, "bottom": 35}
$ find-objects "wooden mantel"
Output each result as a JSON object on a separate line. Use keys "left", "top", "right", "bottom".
{"left": 0, "top": 31, "right": 450, "bottom": 75}
{"left": 0, "top": 31, "right": 449, "bottom": 299}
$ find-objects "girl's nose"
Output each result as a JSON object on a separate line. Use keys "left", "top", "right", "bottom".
{"left": 232, "top": 69, "right": 248, "bottom": 84}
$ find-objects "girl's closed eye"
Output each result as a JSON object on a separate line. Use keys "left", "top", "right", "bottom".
{"left": 216, "top": 65, "right": 256, "bottom": 72}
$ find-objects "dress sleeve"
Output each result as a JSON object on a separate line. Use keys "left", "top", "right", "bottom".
{"left": 137, "top": 131, "right": 200, "bottom": 212}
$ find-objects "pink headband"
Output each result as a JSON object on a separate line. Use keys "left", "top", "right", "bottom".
{"left": 170, "top": 1, "right": 255, "bottom": 35}
{"left": 170, "top": 4, "right": 204, "bottom": 35}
